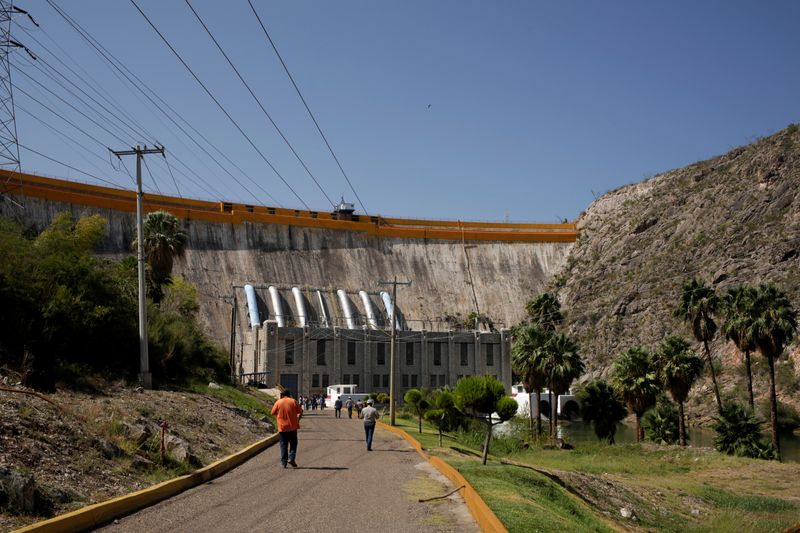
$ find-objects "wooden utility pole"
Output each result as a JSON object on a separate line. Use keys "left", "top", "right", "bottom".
{"left": 111, "top": 145, "right": 165, "bottom": 390}
{"left": 379, "top": 276, "right": 411, "bottom": 425}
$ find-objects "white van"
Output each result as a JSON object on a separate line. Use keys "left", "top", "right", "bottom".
{"left": 326, "top": 384, "right": 371, "bottom": 406}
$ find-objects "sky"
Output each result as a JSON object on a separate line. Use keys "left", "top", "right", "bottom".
{"left": 8, "top": 1, "right": 800, "bottom": 222}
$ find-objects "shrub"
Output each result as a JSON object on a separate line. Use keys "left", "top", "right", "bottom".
{"left": 758, "top": 398, "right": 800, "bottom": 432}
{"left": 711, "top": 402, "right": 775, "bottom": 459}
{"left": 643, "top": 397, "right": 680, "bottom": 445}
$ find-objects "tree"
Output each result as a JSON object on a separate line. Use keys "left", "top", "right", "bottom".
{"left": 655, "top": 335, "right": 704, "bottom": 446}
{"left": 133, "top": 211, "right": 188, "bottom": 303}
{"left": 511, "top": 322, "right": 552, "bottom": 439}
{"left": 712, "top": 402, "right": 775, "bottom": 459}
{"left": 543, "top": 333, "right": 584, "bottom": 439}
{"left": 578, "top": 381, "right": 627, "bottom": 444}
{"left": 643, "top": 397, "right": 680, "bottom": 445}
{"left": 721, "top": 285, "right": 759, "bottom": 409}
{"left": 404, "top": 388, "right": 430, "bottom": 433}
{"left": 423, "top": 388, "right": 461, "bottom": 447}
{"left": 455, "top": 376, "right": 518, "bottom": 465}
{"left": 525, "top": 293, "right": 563, "bottom": 330}
{"left": 750, "top": 283, "right": 797, "bottom": 461}
{"left": 674, "top": 278, "right": 722, "bottom": 412}
{"left": 612, "top": 347, "right": 660, "bottom": 442}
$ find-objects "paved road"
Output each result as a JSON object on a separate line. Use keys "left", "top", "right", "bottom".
{"left": 99, "top": 408, "right": 478, "bottom": 533}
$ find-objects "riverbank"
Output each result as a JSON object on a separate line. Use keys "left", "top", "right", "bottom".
{"left": 394, "top": 415, "right": 800, "bottom": 532}
{"left": 0, "top": 378, "right": 275, "bottom": 532}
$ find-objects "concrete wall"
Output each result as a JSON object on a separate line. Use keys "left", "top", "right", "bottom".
{"left": 2, "top": 196, "right": 573, "bottom": 348}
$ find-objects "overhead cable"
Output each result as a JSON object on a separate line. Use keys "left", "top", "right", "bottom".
{"left": 246, "top": 0, "right": 369, "bottom": 216}
{"left": 129, "top": 0, "right": 310, "bottom": 209}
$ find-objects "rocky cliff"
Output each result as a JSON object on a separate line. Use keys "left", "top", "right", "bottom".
{"left": 556, "top": 125, "right": 800, "bottom": 410}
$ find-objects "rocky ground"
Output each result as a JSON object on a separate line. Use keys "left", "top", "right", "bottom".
{"left": 554, "top": 124, "right": 800, "bottom": 422}
{"left": 0, "top": 373, "right": 275, "bottom": 532}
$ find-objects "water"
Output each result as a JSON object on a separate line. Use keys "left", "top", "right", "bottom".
{"left": 556, "top": 421, "right": 800, "bottom": 463}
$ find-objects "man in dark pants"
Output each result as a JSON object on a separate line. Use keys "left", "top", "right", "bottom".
{"left": 359, "top": 398, "right": 380, "bottom": 451}
{"left": 334, "top": 397, "right": 343, "bottom": 418}
{"left": 271, "top": 389, "right": 302, "bottom": 468}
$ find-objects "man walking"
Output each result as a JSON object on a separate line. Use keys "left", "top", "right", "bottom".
{"left": 359, "top": 398, "right": 380, "bottom": 451}
{"left": 334, "top": 397, "right": 343, "bottom": 418}
{"left": 345, "top": 397, "right": 354, "bottom": 419}
{"left": 271, "top": 389, "right": 302, "bottom": 468}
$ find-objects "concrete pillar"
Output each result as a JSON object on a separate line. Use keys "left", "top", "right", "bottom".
{"left": 421, "top": 330, "right": 428, "bottom": 389}
{"left": 448, "top": 331, "right": 455, "bottom": 388}
{"left": 363, "top": 327, "right": 371, "bottom": 391}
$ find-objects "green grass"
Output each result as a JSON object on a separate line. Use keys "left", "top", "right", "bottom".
{"left": 187, "top": 382, "right": 274, "bottom": 421}
{"left": 388, "top": 416, "right": 800, "bottom": 533}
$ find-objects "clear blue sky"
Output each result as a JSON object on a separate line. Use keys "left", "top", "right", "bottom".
{"left": 11, "top": 1, "right": 800, "bottom": 222}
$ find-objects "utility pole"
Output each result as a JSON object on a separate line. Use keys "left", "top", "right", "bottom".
{"left": 378, "top": 276, "right": 411, "bottom": 425}
{"left": 111, "top": 145, "right": 164, "bottom": 389}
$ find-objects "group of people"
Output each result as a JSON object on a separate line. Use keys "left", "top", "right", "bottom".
{"left": 297, "top": 394, "right": 326, "bottom": 411}
{"left": 271, "top": 390, "right": 381, "bottom": 468}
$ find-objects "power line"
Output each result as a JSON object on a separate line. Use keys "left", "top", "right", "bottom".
{"left": 141, "top": 154, "right": 163, "bottom": 196}
{"left": 184, "top": 0, "right": 335, "bottom": 209}
{"left": 18, "top": 141, "right": 123, "bottom": 187}
{"left": 45, "top": 0, "right": 276, "bottom": 206}
{"left": 129, "top": 0, "right": 310, "bottom": 209}
{"left": 246, "top": 0, "right": 369, "bottom": 216}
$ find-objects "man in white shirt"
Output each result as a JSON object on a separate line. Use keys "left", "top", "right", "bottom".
{"left": 359, "top": 398, "right": 380, "bottom": 451}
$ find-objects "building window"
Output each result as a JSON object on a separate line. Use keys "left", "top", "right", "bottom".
{"left": 486, "top": 344, "right": 494, "bottom": 367}
{"left": 377, "top": 343, "right": 386, "bottom": 365}
{"left": 411, "top": 374, "right": 418, "bottom": 387}
{"left": 433, "top": 343, "right": 442, "bottom": 366}
{"left": 438, "top": 374, "right": 446, "bottom": 387}
{"left": 382, "top": 374, "right": 389, "bottom": 387}
{"left": 373, "top": 374, "right": 380, "bottom": 388}
{"left": 343, "top": 374, "right": 350, "bottom": 385}
{"left": 353, "top": 374, "right": 360, "bottom": 386}
{"left": 347, "top": 341, "right": 356, "bottom": 365}
{"left": 317, "top": 340, "right": 326, "bottom": 365}
{"left": 312, "top": 374, "right": 319, "bottom": 388}
{"left": 405, "top": 343, "right": 414, "bottom": 365}
{"left": 402, "top": 374, "right": 409, "bottom": 388}
{"left": 460, "top": 344, "right": 468, "bottom": 366}
{"left": 430, "top": 374, "right": 437, "bottom": 387}
{"left": 322, "top": 374, "right": 330, "bottom": 388}
{"left": 285, "top": 340, "right": 294, "bottom": 365}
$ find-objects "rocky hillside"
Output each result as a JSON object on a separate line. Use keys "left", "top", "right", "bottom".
{"left": 556, "top": 125, "right": 800, "bottom": 410}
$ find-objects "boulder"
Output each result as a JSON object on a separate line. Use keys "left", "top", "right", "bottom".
{"left": 164, "top": 435, "right": 192, "bottom": 463}
{"left": 208, "top": 382, "right": 223, "bottom": 390}
{"left": 95, "top": 438, "right": 123, "bottom": 459}
{"left": 122, "top": 422, "right": 151, "bottom": 445}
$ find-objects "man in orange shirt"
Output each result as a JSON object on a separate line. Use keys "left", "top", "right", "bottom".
{"left": 271, "top": 389, "right": 303, "bottom": 468}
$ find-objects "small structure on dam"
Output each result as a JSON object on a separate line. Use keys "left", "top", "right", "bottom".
{"left": 234, "top": 284, "right": 512, "bottom": 398}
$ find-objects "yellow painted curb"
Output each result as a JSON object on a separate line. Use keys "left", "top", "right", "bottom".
{"left": 378, "top": 422, "right": 507, "bottom": 533}
{"left": 14, "top": 433, "right": 280, "bottom": 533}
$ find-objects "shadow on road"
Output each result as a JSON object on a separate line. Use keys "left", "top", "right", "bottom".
{"left": 292, "top": 466, "right": 348, "bottom": 471}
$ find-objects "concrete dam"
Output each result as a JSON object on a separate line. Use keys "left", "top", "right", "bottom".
{"left": 2, "top": 171, "right": 576, "bottom": 394}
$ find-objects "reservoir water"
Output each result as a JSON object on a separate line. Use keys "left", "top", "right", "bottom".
{"left": 556, "top": 421, "right": 800, "bottom": 463}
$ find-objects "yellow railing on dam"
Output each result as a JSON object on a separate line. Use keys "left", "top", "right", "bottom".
{"left": 0, "top": 170, "right": 577, "bottom": 243}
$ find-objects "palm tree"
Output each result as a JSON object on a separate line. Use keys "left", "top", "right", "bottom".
{"left": 655, "top": 335, "right": 704, "bottom": 446}
{"left": 525, "top": 293, "right": 563, "bottom": 330}
{"left": 721, "top": 285, "right": 758, "bottom": 409}
{"left": 511, "top": 322, "right": 552, "bottom": 439}
{"left": 578, "top": 380, "right": 627, "bottom": 444}
{"left": 612, "top": 347, "right": 660, "bottom": 442}
{"left": 543, "top": 333, "right": 584, "bottom": 439}
{"left": 674, "top": 278, "right": 722, "bottom": 412}
{"left": 133, "top": 211, "right": 188, "bottom": 303}
{"left": 750, "top": 283, "right": 797, "bottom": 461}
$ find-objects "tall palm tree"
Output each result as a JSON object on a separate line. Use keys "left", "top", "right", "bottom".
{"left": 511, "top": 322, "right": 552, "bottom": 439}
{"left": 656, "top": 335, "right": 704, "bottom": 446}
{"left": 133, "top": 211, "right": 188, "bottom": 303}
{"left": 750, "top": 283, "right": 797, "bottom": 461}
{"left": 525, "top": 293, "right": 563, "bottom": 330}
{"left": 721, "top": 285, "right": 758, "bottom": 409}
{"left": 612, "top": 346, "right": 660, "bottom": 442}
{"left": 674, "top": 278, "right": 722, "bottom": 412}
{"left": 544, "top": 333, "right": 584, "bottom": 439}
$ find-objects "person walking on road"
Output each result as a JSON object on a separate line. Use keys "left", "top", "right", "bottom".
{"left": 334, "top": 397, "right": 343, "bottom": 418}
{"left": 271, "top": 390, "right": 302, "bottom": 468}
{"left": 359, "top": 398, "right": 380, "bottom": 451}
{"left": 346, "top": 397, "right": 354, "bottom": 419}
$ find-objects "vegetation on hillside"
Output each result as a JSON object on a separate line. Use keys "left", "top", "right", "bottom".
{"left": 0, "top": 211, "right": 227, "bottom": 389}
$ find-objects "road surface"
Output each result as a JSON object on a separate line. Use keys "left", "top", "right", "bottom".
{"left": 99, "top": 408, "right": 478, "bottom": 533}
